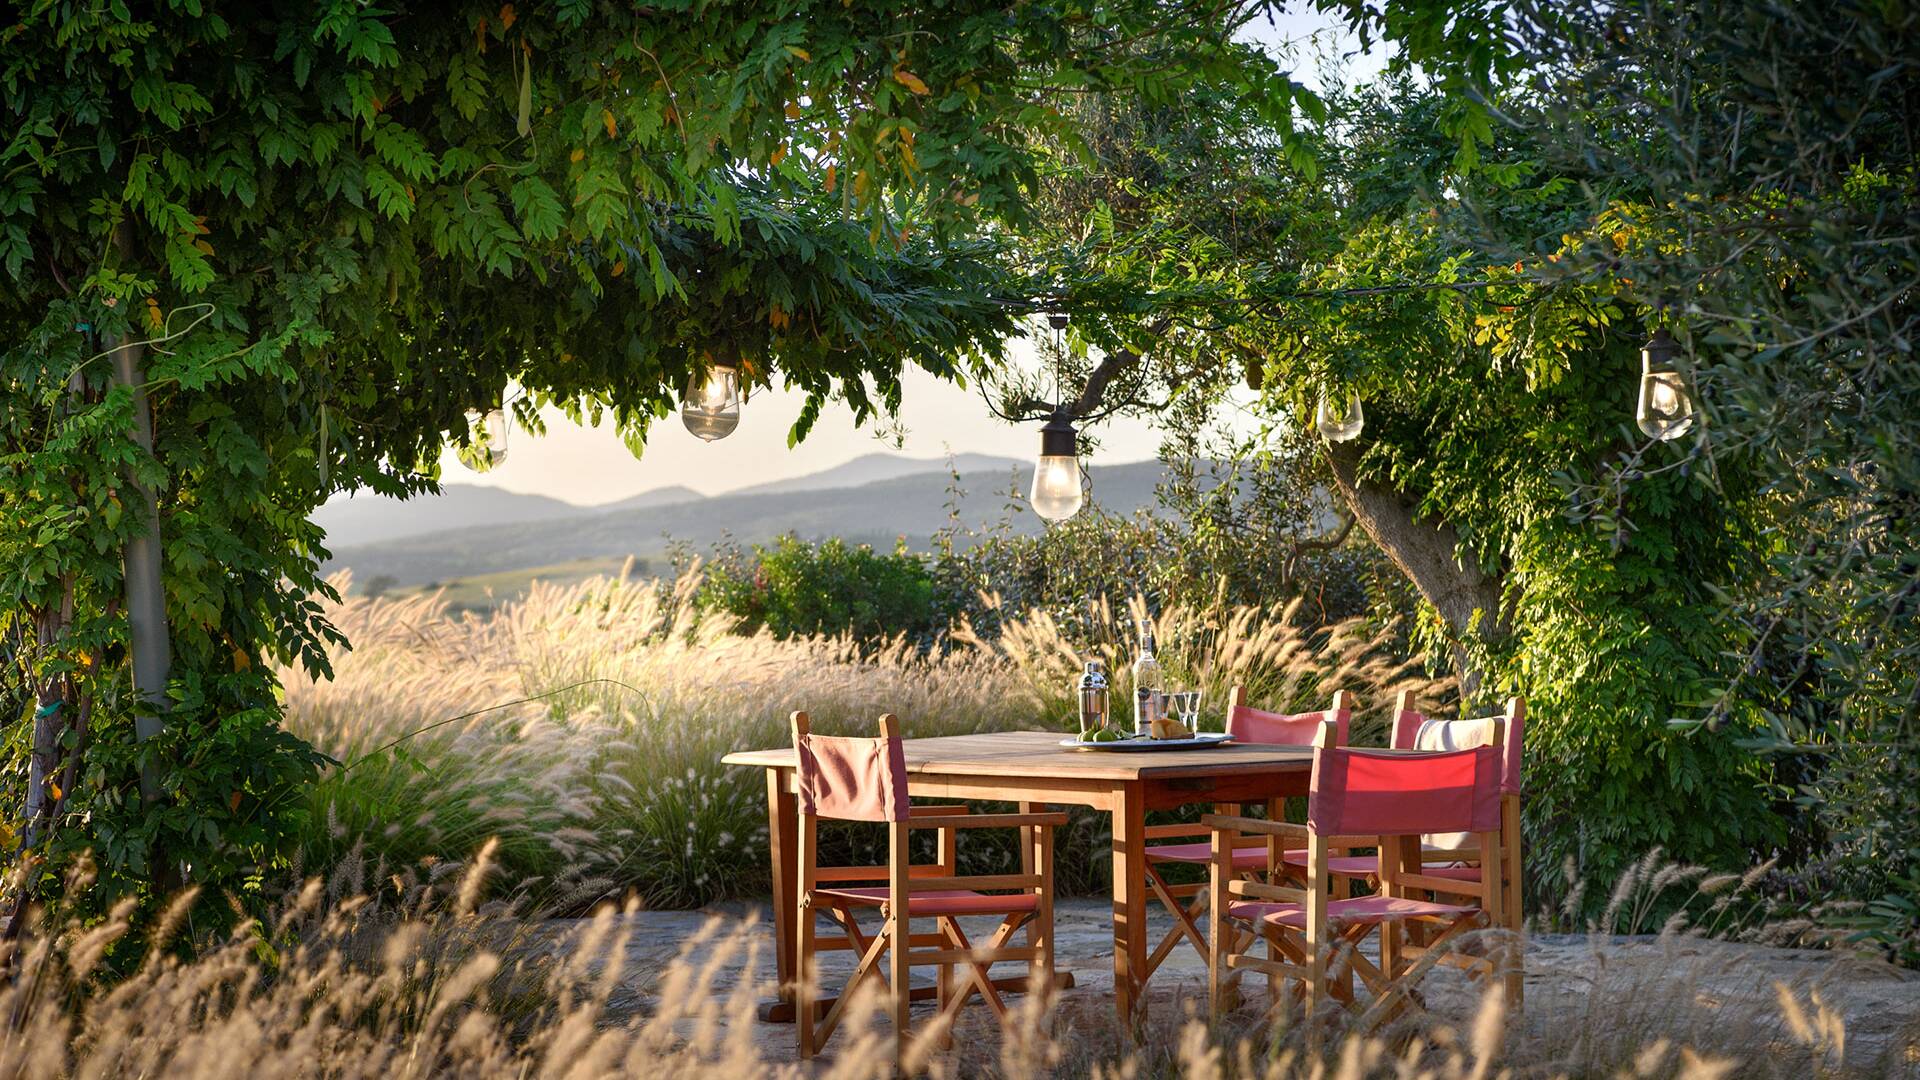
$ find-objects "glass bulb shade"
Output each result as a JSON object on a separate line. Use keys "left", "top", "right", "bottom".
{"left": 1636, "top": 363, "right": 1696, "bottom": 441}
{"left": 682, "top": 364, "right": 741, "bottom": 442}
{"left": 1030, "top": 454, "right": 1085, "bottom": 523}
{"left": 1315, "top": 392, "right": 1365, "bottom": 442}
{"left": 456, "top": 408, "right": 509, "bottom": 472}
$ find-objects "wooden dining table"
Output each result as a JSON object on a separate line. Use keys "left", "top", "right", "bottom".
{"left": 722, "top": 729, "right": 1316, "bottom": 1022}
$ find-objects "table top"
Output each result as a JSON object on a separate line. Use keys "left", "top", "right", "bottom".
{"left": 721, "top": 729, "right": 1316, "bottom": 782}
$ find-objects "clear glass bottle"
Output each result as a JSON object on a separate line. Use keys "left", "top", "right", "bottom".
{"left": 1077, "top": 660, "right": 1109, "bottom": 737}
{"left": 1132, "top": 621, "right": 1163, "bottom": 737}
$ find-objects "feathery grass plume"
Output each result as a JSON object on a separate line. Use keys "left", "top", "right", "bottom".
{"left": 280, "top": 569, "right": 1439, "bottom": 907}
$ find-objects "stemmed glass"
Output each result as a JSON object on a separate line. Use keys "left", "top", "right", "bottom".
{"left": 1170, "top": 691, "right": 1203, "bottom": 735}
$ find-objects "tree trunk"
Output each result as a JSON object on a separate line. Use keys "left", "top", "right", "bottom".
{"left": 20, "top": 584, "right": 74, "bottom": 852}
{"left": 1323, "top": 441, "right": 1508, "bottom": 699}
{"left": 108, "top": 325, "right": 172, "bottom": 802}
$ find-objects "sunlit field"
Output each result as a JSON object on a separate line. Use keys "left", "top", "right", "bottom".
{"left": 278, "top": 566, "right": 1426, "bottom": 909}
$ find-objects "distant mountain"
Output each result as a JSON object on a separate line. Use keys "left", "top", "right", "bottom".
{"left": 728, "top": 452, "right": 1023, "bottom": 496}
{"left": 598, "top": 485, "right": 703, "bottom": 512}
{"left": 317, "top": 456, "right": 1018, "bottom": 549}
{"left": 313, "top": 485, "right": 584, "bottom": 548}
{"left": 321, "top": 459, "right": 1167, "bottom": 589}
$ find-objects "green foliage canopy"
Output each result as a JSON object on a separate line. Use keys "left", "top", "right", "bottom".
{"left": 0, "top": 0, "right": 1302, "bottom": 909}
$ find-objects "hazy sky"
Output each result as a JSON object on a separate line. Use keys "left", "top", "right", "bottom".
{"left": 419, "top": 9, "right": 1383, "bottom": 507}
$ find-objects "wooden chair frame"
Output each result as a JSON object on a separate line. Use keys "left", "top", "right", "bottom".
{"left": 791, "top": 712, "right": 1067, "bottom": 1064}
{"left": 1136, "top": 688, "right": 1352, "bottom": 987}
{"left": 1205, "top": 721, "right": 1521, "bottom": 1026}
{"left": 1292, "top": 692, "right": 1526, "bottom": 1007}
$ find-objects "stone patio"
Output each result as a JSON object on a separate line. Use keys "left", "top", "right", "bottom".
{"left": 518, "top": 897, "right": 1920, "bottom": 1075}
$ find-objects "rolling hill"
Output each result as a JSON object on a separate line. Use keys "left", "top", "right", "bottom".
{"left": 320, "top": 456, "right": 1167, "bottom": 594}
{"left": 312, "top": 485, "right": 583, "bottom": 547}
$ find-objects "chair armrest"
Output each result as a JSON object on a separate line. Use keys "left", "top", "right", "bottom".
{"left": 907, "top": 812, "right": 1069, "bottom": 831}
{"left": 1143, "top": 822, "right": 1212, "bottom": 841}
{"left": 1201, "top": 814, "right": 1311, "bottom": 843}
{"left": 908, "top": 804, "right": 970, "bottom": 817}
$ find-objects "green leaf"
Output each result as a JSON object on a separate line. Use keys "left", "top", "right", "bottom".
{"left": 364, "top": 163, "right": 412, "bottom": 220}
{"left": 510, "top": 177, "right": 564, "bottom": 241}
{"left": 446, "top": 51, "right": 488, "bottom": 121}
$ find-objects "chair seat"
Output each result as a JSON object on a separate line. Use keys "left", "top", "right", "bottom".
{"left": 814, "top": 887, "right": 1039, "bottom": 916}
{"left": 1281, "top": 851, "right": 1481, "bottom": 880}
{"left": 1145, "top": 841, "right": 1283, "bottom": 867}
{"left": 1226, "top": 893, "right": 1479, "bottom": 929}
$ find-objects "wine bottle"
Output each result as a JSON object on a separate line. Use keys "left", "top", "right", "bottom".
{"left": 1132, "top": 620, "right": 1162, "bottom": 737}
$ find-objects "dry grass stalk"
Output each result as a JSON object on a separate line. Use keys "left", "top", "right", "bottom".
{"left": 278, "top": 569, "right": 1442, "bottom": 907}
{"left": 1, "top": 871, "right": 1909, "bottom": 1078}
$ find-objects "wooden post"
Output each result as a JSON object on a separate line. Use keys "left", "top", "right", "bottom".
{"left": 1502, "top": 697, "right": 1526, "bottom": 1008}
{"left": 789, "top": 712, "right": 816, "bottom": 1057}
{"left": 1111, "top": 781, "right": 1147, "bottom": 1025}
{"left": 1032, "top": 803, "right": 1055, "bottom": 991}
{"left": 766, "top": 766, "right": 800, "bottom": 1016}
{"left": 1208, "top": 819, "right": 1232, "bottom": 1014}
{"left": 888, "top": 817, "right": 912, "bottom": 1063}
{"left": 880, "top": 714, "right": 912, "bottom": 1064}
{"left": 1019, "top": 800, "right": 1047, "bottom": 990}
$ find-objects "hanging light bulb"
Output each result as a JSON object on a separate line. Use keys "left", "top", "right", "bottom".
{"left": 1636, "top": 328, "right": 1696, "bottom": 441}
{"left": 1315, "top": 391, "right": 1365, "bottom": 442}
{"left": 456, "top": 407, "right": 510, "bottom": 472}
{"left": 682, "top": 361, "right": 741, "bottom": 441}
{"left": 1030, "top": 407, "right": 1085, "bottom": 524}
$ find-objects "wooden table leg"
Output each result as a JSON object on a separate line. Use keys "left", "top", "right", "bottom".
{"left": 765, "top": 767, "right": 798, "bottom": 1017}
{"left": 1112, "top": 781, "right": 1147, "bottom": 1025}
{"left": 1019, "top": 801, "right": 1039, "bottom": 985}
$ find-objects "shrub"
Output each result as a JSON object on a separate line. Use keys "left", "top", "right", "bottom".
{"left": 929, "top": 450, "right": 1385, "bottom": 645}
{"left": 697, "top": 535, "right": 943, "bottom": 648}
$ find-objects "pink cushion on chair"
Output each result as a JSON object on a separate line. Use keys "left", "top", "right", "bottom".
{"left": 814, "top": 887, "right": 1039, "bottom": 916}
{"left": 1228, "top": 894, "right": 1479, "bottom": 929}
{"left": 1308, "top": 745, "right": 1503, "bottom": 837}
{"left": 795, "top": 732, "right": 910, "bottom": 822}
{"left": 1145, "top": 841, "right": 1279, "bottom": 867}
{"left": 1229, "top": 704, "right": 1349, "bottom": 747}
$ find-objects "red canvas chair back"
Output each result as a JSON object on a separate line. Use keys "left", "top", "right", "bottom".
{"left": 1228, "top": 687, "right": 1352, "bottom": 746}
{"left": 1307, "top": 741, "right": 1504, "bottom": 839}
{"left": 793, "top": 725, "right": 910, "bottom": 823}
{"left": 1390, "top": 694, "right": 1523, "bottom": 850}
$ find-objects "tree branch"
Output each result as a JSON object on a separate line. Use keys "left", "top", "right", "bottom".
{"left": 1067, "top": 346, "right": 1140, "bottom": 418}
{"left": 1323, "top": 439, "right": 1508, "bottom": 696}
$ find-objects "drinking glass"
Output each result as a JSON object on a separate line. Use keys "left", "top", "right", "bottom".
{"left": 1172, "top": 691, "right": 1202, "bottom": 733}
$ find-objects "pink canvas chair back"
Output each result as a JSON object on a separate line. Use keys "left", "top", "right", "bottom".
{"left": 1307, "top": 743, "right": 1504, "bottom": 840}
{"left": 792, "top": 716, "right": 910, "bottom": 823}
{"left": 1392, "top": 694, "right": 1523, "bottom": 850}
{"left": 1392, "top": 695, "right": 1525, "bottom": 794}
{"left": 1227, "top": 688, "right": 1351, "bottom": 747}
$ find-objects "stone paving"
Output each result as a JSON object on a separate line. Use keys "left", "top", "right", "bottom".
{"left": 527, "top": 897, "right": 1920, "bottom": 1075}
